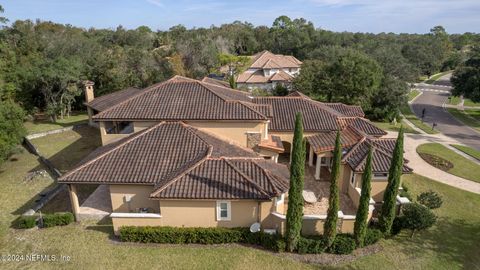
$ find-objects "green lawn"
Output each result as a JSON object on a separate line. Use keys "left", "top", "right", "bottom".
{"left": 424, "top": 71, "right": 452, "bottom": 84}
{"left": 24, "top": 112, "right": 88, "bottom": 135}
{"left": 2, "top": 127, "right": 480, "bottom": 269}
{"left": 447, "top": 96, "right": 480, "bottom": 107}
{"left": 417, "top": 143, "right": 480, "bottom": 183}
{"left": 446, "top": 108, "right": 480, "bottom": 133}
{"left": 400, "top": 105, "right": 439, "bottom": 134}
{"left": 372, "top": 121, "right": 419, "bottom": 134}
{"left": 408, "top": 89, "right": 421, "bottom": 101}
{"left": 450, "top": 144, "right": 480, "bottom": 161}
{"left": 341, "top": 174, "right": 480, "bottom": 269}
{"left": 448, "top": 96, "right": 462, "bottom": 105}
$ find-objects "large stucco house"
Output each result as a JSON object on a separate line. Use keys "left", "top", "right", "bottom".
{"left": 236, "top": 50, "right": 302, "bottom": 91}
{"left": 60, "top": 76, "right": 411, "bottom": 235}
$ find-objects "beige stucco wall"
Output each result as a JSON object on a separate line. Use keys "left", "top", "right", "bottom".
{"left": 347, "top": 182, "right": 361, "bottom": 209}
{"left": 261, "top": 213, "right": 286, "bottom": 234}
{"left": 341, "top": 219, "right": 355, "bottom": 233}
{"left": 353, "top": 174, "right": 390, "bottom": 202}
{"left": 99, "top": 121, "right": 131, "bottom": 145}
{"left": 186, "top": 121, "right": 266, "bottom": 148}
{"left": 302, "top": 219, "right": 325, "bottom": 235}
{"left": 109, "top": 185, "right": 159, "bottom": 213}
{"left": 159, "top": 200, "right": 260, "bottom": 228}
{"left": 101, "top": 120, "right": 267, "bottom": 148}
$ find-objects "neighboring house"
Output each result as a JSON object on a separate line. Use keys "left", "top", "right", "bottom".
{"left": 64, "top": 76, "right": 412, "bottom": 236}
{"left": 236, "top": 50, "right": 302, "bottom": 91}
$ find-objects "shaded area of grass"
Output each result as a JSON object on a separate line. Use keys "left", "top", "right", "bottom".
{"left": 342, "top": 174, "right": 480, "bottom": 269}
{"left": 450, "top": 144, "right": 480, "bottom": 161}
{"left": 424, "top": 71, "right": 452, "bottom": 84}
{"left": 24, "top": 112, "right": 88, "bottom": 135}
{"left": 400, "top": 105, "right": 439, "bottom": 134}
{"left": 408, "top": 89, "right": 421, "bottom": 101}
{"left": 417, "top": 143, "right": 480, "bottom": 183}
{"left": 448, "top": 96, "right": 462, "bottom": 105}
{"left": 372, "top": 121, "right": 419, "bottom": 134}
{"left": 463, "top": 99, "right": 480, "bottom": 107}
{"left": 446, "top": 108, "right": 480, "bottom": 133}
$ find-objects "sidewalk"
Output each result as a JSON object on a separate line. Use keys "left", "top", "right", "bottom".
{"left": 384, "top": 130, "right": 480, "bottom": 195}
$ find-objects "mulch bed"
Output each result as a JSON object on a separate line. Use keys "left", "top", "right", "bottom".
{"left": 418, "top": 153, "right": 454, "bottom": 172}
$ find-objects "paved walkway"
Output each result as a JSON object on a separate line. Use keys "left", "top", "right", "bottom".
{"left": 384, "top": 130, "right": 480, "bottom": 194}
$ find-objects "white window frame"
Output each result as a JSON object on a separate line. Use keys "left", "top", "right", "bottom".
{"left": 216, "top": 201, "right": 231, "bottom": 221}
{"left": 276, "top": 194, "right": 284, "bottom": 205}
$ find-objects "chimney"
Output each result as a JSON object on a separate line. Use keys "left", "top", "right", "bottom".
{"left": 83, "top": 80, "right": 95, "bottom": 103}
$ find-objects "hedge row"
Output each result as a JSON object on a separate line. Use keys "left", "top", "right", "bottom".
{"left": 119, "top": 226, "right": 385, "bottom": 255}
{"left": 119, "top": 226, "right": 286, "bottom": 252}
{"left": 14, "top": 212, "right": 74, "bottom": 229}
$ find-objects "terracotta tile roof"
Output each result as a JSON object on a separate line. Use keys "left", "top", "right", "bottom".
{"left": 342, "top": 138, "right": 412, "bottom": 173}
{"left": 258, "top": 135, "right": 285, "bottom": 152}
{"left": 306, "top": 126, "right": 363, "bottom": 152}
{"left": 59, "top": 122, "right": 289, "bottom": 200}
{"left": 86, "top": 87, "right": 142, "bottom": 112}
{"left": 323, "top": 103, "right": 365, "bottom": 117}
{"left": 250, "top": 51, "right": 302, "bottom": 69}
{"left": 92, "top": 76, "right": 266, "bottom": 121}
{"left": 337, "top": 117, "right": 387, "bottom": 137}
{"left": 151, "top": 158, "right": 289, "bottom": 200}
{"left": 58, "top": 122, "right": 211, "bottom": 184}
{"left": 253, "top": 97, "right": 341, "bottom": 132}
{"left": 201, "top": 77, "right": 231, "bottom": 88}
{"left": 286, "top": 91, "right": 311, "bottom": 99}
{"left": 270, "top": 70, "right": 294, "bottom": 81}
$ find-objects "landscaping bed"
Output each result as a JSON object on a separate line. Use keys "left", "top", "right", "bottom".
{"left": 417, "top": 143, "right": 480, "bottom": 183}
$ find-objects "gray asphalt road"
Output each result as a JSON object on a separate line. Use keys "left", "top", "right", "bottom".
{"left": 411, "top": 74, "right": 480, "bottom": 151}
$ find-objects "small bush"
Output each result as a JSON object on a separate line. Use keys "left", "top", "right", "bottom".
{"left": 15, "top": 215, "right": 37, "bottom": 229}
{"left": 402, "top": 203, "right": 437, "bottom": 237}
{"left": 297, "top": 237, "right": 326, "bottom": 254}
{"left": 417, "top": 191, "right": 443, "bottom": 209}
{"left": 391, "top": 216, "right": 405, "bottom": 235}
{"left": 42, "top": 212, "right": 74, "bottom": 228}
{"left": 327, "top": 234, "right": 356, "bottom": 255}
{"left": 364, "top": 229, "right": 384, "bottom": 246}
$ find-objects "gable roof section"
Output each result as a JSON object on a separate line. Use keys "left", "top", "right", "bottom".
{"left": 151, "top": 158, "right": 289, "bottom": 200}
{"left": 92, "top": 76, "right": 266, "bottom": 121}
{"left": 59, "top": 122, "right": 289, "bottom": 200}
{"left": 323, "top": 103, "right": 365, "bottom": 117}
{"left": 342, "top": 138, "right": 412, "bottom": 174}
{"left": 307, "top": 126, "right": 363, "bottom": 153}
{"left": 338, "top": 117, "right": 387, "bottom": 137}
{"left": 86, "top": 87, "right": 142, "bottom": 112}
{"left": 250, "top": 51, "right": 302, "bottom": 69}
{"left": 201, "top": 77, "right": 232, "bottom": 88}
{"left": 253, "top": 97, "right": 341, "bottom": 132}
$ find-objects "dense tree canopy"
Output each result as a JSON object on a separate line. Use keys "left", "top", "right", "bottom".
{"left": 0, "top": 6, "right": 476, "bottom": 118}
{"left": 451, "top": 48, "right": 480, "bottom": 101}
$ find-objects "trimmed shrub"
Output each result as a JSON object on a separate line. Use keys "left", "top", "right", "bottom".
{"left": 15, "top": 215, "right": 37, "bottom": 229}
{"left": 417, "top": 191, "right": 443, "bottom": 209}
{"left": 402, "top": 203, "right": 437, "bottom": 237}
{"left": 327, "top": 234, "right": 356, "bottom": 255}
{"left": 364, "top": 229, "right": 384, "bottom": 246}
{"left": 119, "top": 226, "right": 286, "bottom": 252}
{"left": 297, "top": 237, "right": 326, "bottom": 254}
{"left": 42, "top": 212, "right": 74, "bottom": 228}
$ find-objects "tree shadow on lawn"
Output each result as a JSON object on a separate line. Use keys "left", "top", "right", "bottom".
{"left": 85, "top": 216, "right": 117, "bottom": 241}
{"left": 393, "top": 217, "right": 480, "bottom": 268}
{"left": 11, "top": 126, "right": 101, "bottom": 222}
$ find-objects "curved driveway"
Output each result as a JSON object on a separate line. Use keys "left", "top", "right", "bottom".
{"left": 411, "top": 74, "right": 480, "bottom": 151}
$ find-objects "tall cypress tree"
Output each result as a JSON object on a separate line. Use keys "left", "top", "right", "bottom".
{"left": 354, "top": 146, "right": 373, "bottom": 247}
{"left": 379, "top": 127, "right": 404, "bottom": 234}
{"left": 286, "top": 112, "right": 306, "bottom": 252}
{"left": 324, "top": 131, "right": 341, "bottom": 247}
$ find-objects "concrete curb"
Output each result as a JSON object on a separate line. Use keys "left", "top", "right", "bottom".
{"left": 408, "top": 90, "right": 423, "bottom": 104}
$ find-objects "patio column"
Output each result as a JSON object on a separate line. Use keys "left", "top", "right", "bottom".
{"left": 68, "top": 184, "right": 80, "bottom": 221}
{"left": 308, "top": 146, "right": 314, "bottom": 167}
{"left": 315, "top": 154, "right": 322, "bottom": 180}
